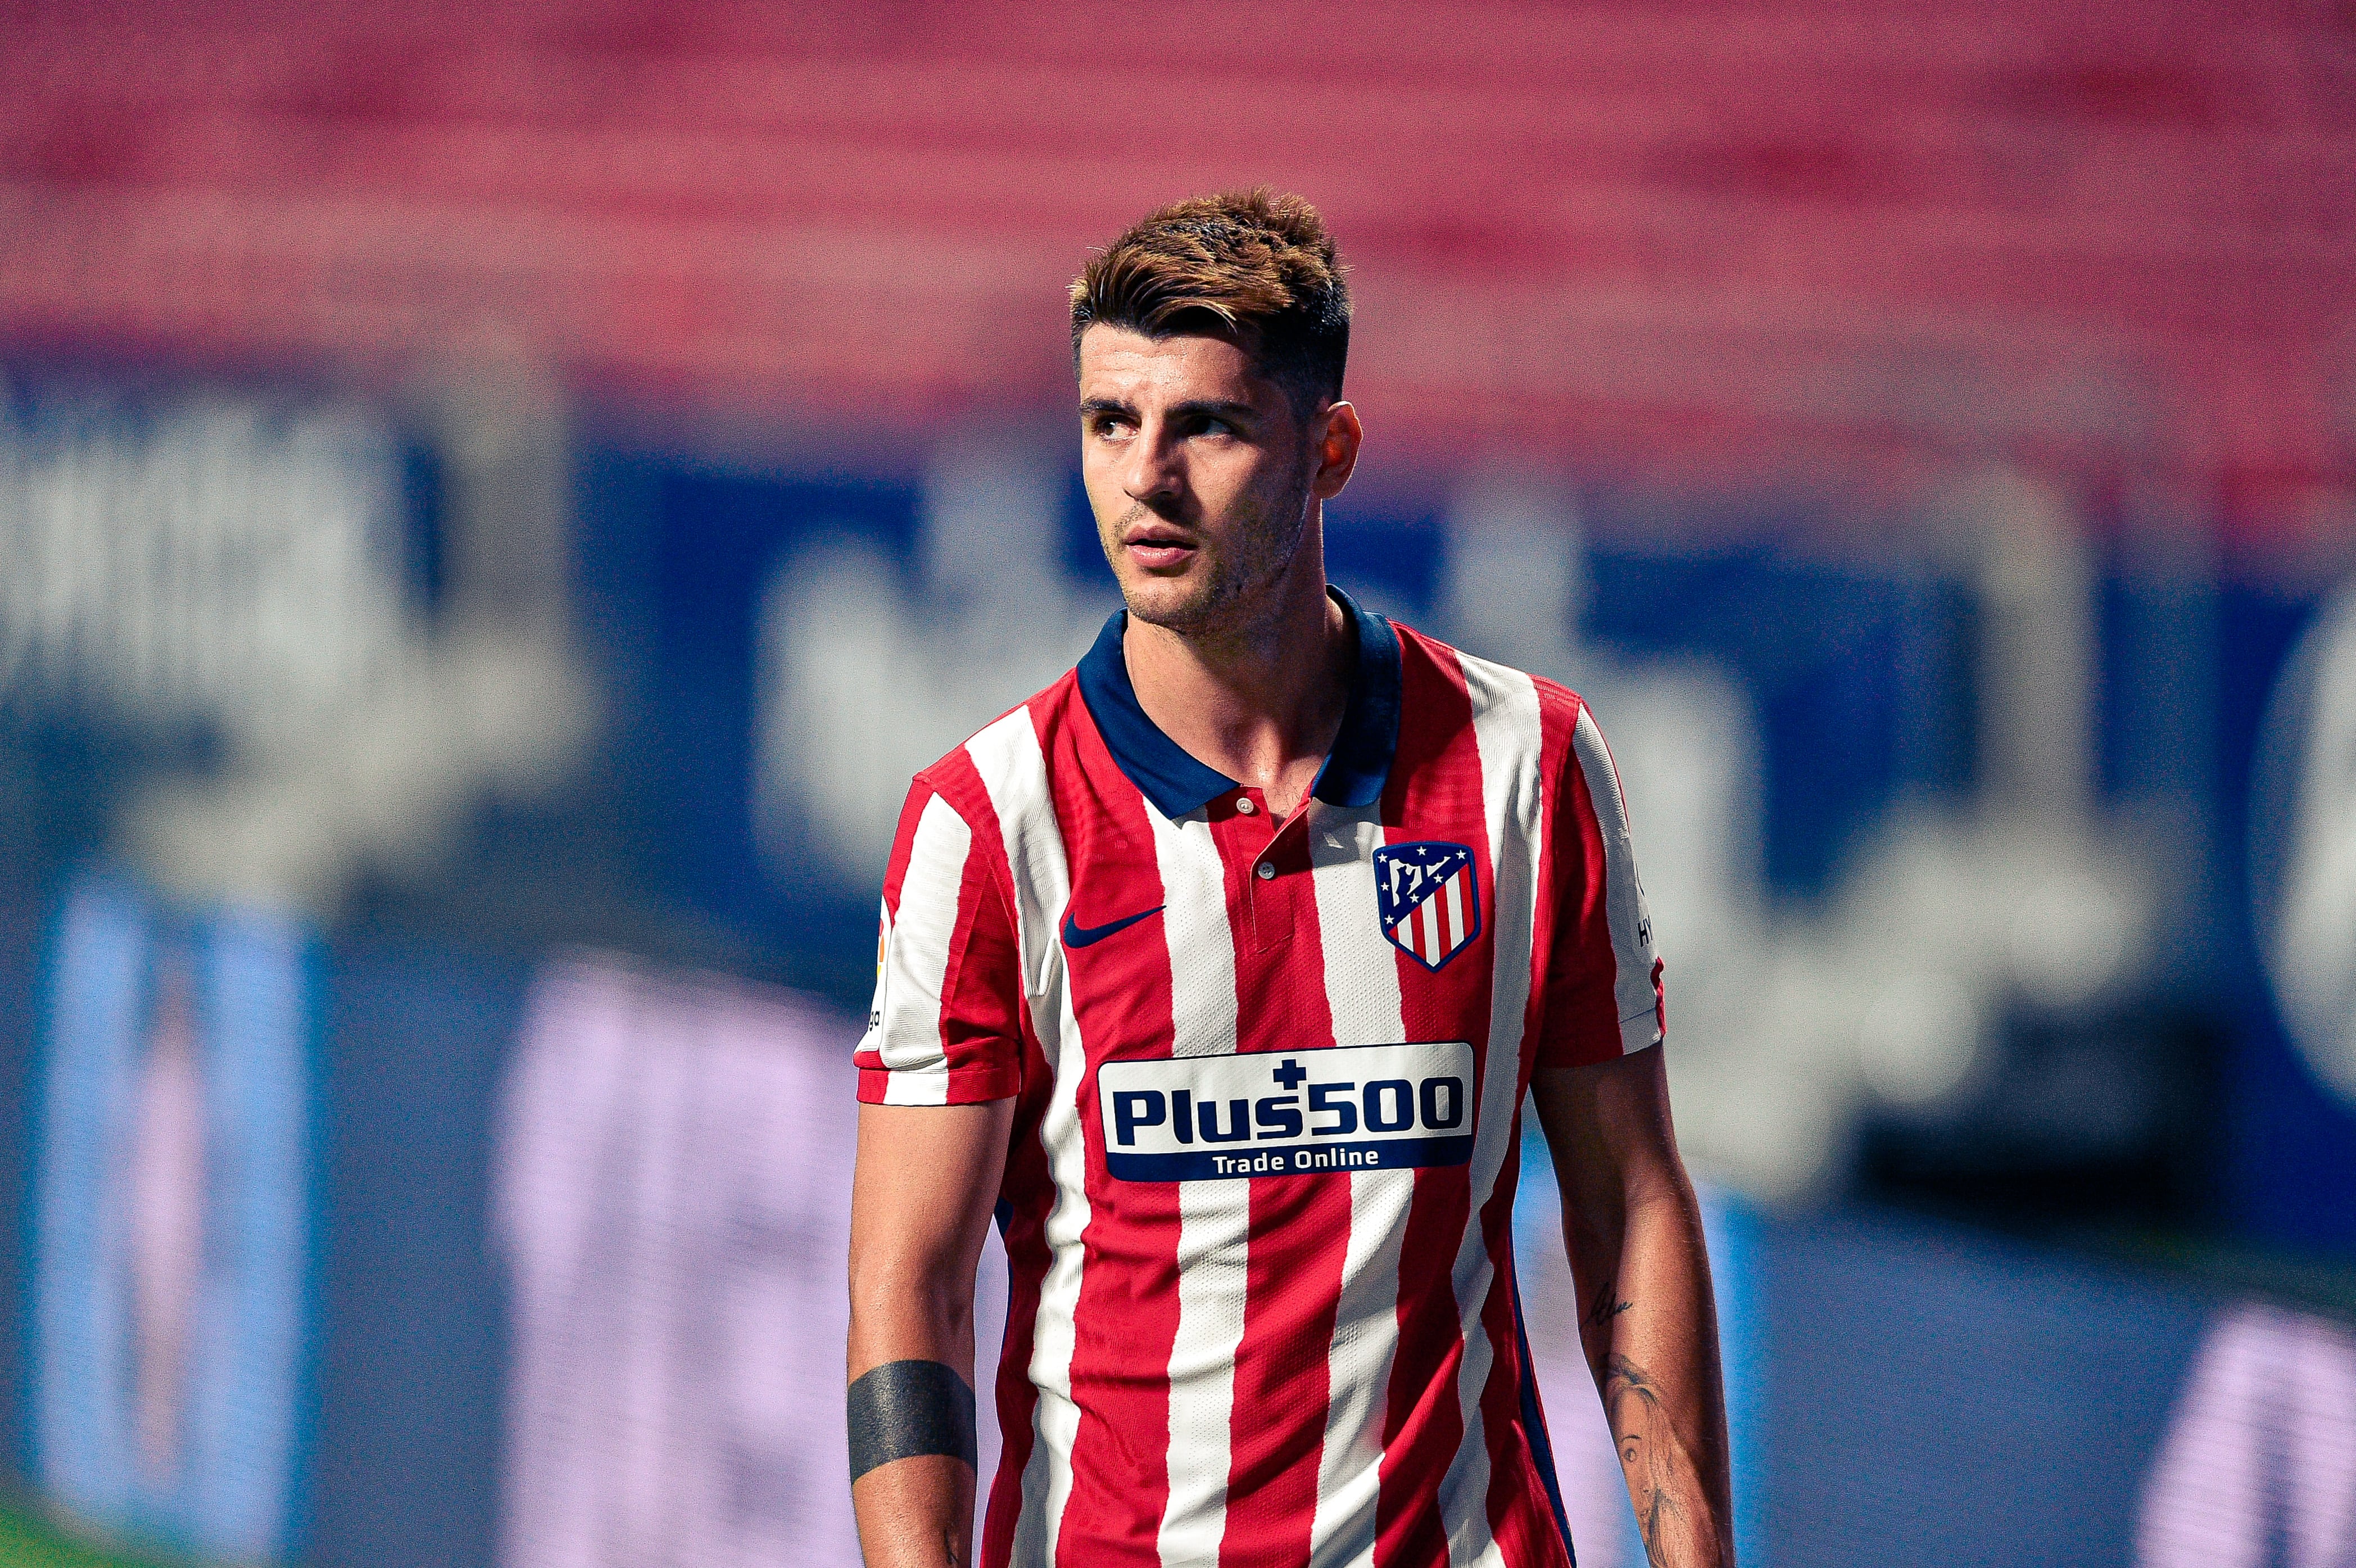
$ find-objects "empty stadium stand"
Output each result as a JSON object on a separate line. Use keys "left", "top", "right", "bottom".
{"left": 2, "top": 0, "right": 2350, "bottom": 529}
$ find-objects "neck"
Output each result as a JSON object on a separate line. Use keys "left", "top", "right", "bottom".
{"left": 1122, "top": 529, "right": 1352, "bottom": 819}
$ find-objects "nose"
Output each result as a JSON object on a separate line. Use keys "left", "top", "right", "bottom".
{"left": 1122, "top": 419, "right": 1184, "bottom": 510}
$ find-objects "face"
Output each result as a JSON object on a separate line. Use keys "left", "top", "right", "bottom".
{"left": 1077, "top": 325, "right": 1359, "bottom": 637}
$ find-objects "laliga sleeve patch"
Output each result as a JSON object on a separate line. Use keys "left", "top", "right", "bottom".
{"left": 846, "top": 1359, "right": 977, "bottom": 1481}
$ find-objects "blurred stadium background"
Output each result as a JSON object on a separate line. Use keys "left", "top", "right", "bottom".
{"left": 3, "top": 1, "right": 2355, "bottom": 1563}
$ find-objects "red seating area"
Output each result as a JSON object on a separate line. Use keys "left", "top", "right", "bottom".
{"left": 2, "top": 0, "right": 2350, "bottom": 531}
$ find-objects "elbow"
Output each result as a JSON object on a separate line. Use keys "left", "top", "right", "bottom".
{"left": 1562, "top": 1155, "right": 1697, "bottom": 1248}
{"left": 1624, "top": 1158, "right": 1701, "bottom": 1220}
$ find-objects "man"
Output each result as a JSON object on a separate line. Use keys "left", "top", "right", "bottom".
{"left": 848, "top": 189, "right": 1734, "bottom": 1568}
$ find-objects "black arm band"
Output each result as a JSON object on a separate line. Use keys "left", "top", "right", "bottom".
{"left": 847, "top": 1359, "right": 977, "bottom": 1482}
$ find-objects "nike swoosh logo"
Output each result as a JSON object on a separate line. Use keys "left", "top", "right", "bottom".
{"left": 1061, "top": 903, "right": 1165, "bottom": 949}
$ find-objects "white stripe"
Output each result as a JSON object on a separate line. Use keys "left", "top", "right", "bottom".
{"left": 1444, "top": 869, "right": 1469, "bottom": 955}
{"left": 964, "top": 709, "right": 1085, "bottom": 1566}
{"left": 1571, "top": 703, "right": 1662, "bottom": 1052}
{"left": 1441, "top": 652, "right": 1548, "bottom": 1568}
{"left": 1307, "top": 801, "right": 1413, "bottom": 1568}
{"left": 867, "top": 792, "right": 972, "bottom": 1104}
{"left": 1149, "top": 801, "right": 1246, "bottom": 1568}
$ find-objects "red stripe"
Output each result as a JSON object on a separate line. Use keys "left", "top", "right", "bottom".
{"left": 980, "top": 1016, "right": 1052, "bottom": 1568}
{"left": 1476, "top": 1159, "right": 1566, "bottom": 1568}
{"left": 1045, "top": 690, "right": 1185, "bottom": 1565}
{"left": 894, "top": 747, "right": 1027, "bottom": 1103}
{"left": 1480, "top": 674, "right": 1587, "bottom": 1568}
{"left": 878, "top": 780, "right": 932, "bottom": 919}
{"left": 1532, "top": 682, "right": 1583, "bottom": 1036}
{"left": 1532, "top": 695, "right": 1626, "bottom": 1071}
{"left": 1374, "top": 631, "right": 1496, "bottom": 1566}
{"left": 1217, "top": 794, "right": 1349, "bottom": 1568}
{"left": 1480, "top": 1244, "right": 1574, "bottom": 1568}
{"left": 926, "top": 719, "right": 1053, "bottom": 1568}
{"left": 937, "top": 817, "right": 1022, "bottom": 1099}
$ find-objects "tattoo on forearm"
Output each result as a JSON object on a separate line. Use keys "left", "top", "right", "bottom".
{"left": 1584, "top": 1285, "right": 1635, "bottom": 1327}
{"left": 1605, "top": 1354, "right": 1706, "bottom": 1568}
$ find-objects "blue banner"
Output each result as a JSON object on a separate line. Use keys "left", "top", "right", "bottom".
{"left": 31, "top": 877, "right": 312, "bottom": 1562}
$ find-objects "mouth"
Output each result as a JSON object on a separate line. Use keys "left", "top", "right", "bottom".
{"left": 1121, "top": 520, "right": 1199, "bottom": 573}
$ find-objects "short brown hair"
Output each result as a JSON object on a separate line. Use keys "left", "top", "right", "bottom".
{"left": 1070, "top": 188, "right": 1350, "bottom": 414}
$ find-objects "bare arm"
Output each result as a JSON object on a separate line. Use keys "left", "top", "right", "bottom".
{"left": 848, "top": 1097, "right": 1016, "bottom": 1568}
{"left": 1532, "top": 1046, "right": 1733, "bottom": 1568}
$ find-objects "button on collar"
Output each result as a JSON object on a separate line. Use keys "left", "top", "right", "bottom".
{"left": 1235, "top": 795, "right": 1257, "bottom": 815}
{"left": 1254, "top": 861, "right": 1276, "bottom": 881}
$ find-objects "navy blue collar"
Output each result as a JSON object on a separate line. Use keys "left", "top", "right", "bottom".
{"left": 1075, "top": 585, "right": 1402, "bottom": 818}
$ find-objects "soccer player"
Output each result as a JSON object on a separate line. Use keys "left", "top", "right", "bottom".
{"left": 847, "top": 189, "right": 1734, "bottom": 1568}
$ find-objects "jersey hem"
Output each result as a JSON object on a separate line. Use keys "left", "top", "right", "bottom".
{"left": 856, "top": 1063, "right": 1025, "bottom": 1105}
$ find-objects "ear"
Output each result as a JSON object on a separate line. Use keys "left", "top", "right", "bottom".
{"left": 1311, "top": 401, "right": 1362, "bottom": 500}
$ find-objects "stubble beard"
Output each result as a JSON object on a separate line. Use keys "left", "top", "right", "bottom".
{"left": 1110, "top": 469, "right": 1315, "bottom": 643}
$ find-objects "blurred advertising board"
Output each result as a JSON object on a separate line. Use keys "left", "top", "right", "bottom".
{"left": 1, "top": 893, "right": 2348, "bottom": 1566}
{"left": 2139, "top": 1304, "right": 2356, "bottom": 1566}
{"left": 1511, "top": 1145, "right": 2356, "bottom": 1567}
{"left": 31, "top": 875, "right": 313, "bottom": 1562}
{"left": 479, "top": 953, "right": 2353, "bottom": 1568}
{"left": 492, "top": 956, "right": 1007, "bottom": 1568}
{"left": 0, "top": 381, "right": 415, "bottom": 738}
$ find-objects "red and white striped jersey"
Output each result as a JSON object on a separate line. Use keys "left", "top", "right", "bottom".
{"left": 855, "top": 588, "right": 1664, "bottom": 1568}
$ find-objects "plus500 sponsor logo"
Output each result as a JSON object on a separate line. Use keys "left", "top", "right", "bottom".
{"left": 1097, "top": 1040, "right": 1476, "bottom": 1181}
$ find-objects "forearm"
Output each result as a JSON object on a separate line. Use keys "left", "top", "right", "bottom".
{"left": 849, "top": 1267, "right": 981, "bottom": 1567}
{"left": 1568, "top": 1179, "right": 1734, "bottom": 1568}
{"left": 848, "top": 1100, "right": 1011, "bottom": 1568}
{"left": 852, "top": 1447, "right": 973, "bottom": 1568}
{"left": 850, "top": 1262, "right": 977, "bottom": 1384}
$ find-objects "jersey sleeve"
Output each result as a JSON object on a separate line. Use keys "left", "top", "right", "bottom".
{"left": 1534, "top": 699, "right": 1665, "bottom": 1069}
{"left": 854, "top": 778, "right": 1026, "bottom": 1105}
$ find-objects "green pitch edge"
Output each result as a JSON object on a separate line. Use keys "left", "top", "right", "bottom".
{"left": 0, "top": 1506, "right": 170, "bottom": 1568}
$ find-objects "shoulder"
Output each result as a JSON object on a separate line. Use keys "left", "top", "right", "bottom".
{"left": 905, "top": 666, "right": 1089, "bottom": 824}
{"left": 1387, "top": 617, "right": 1589, "bottom": 749}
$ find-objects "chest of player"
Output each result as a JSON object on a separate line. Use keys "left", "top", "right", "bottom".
{"left": 1048, "top": 783, "right": 1521, "bottom": 1181}
{"left": 1054, "top": 786, "right": 1502, "bottom": 1005}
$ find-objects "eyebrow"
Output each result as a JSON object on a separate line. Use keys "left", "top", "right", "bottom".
{"left": 1077, "top": 397, "right": 1259, "bottom": 423}
{"left": 1170, "top": 399, "right": 1259, "bottom": 423}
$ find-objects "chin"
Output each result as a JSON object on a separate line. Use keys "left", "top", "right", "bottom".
{"left": 1120, "top": 575, "right": 1226, "bottom": 634}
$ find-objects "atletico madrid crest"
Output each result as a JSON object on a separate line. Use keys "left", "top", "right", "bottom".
{"left": 1373, "top": 841, "right": 1482, "bottom": 971}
